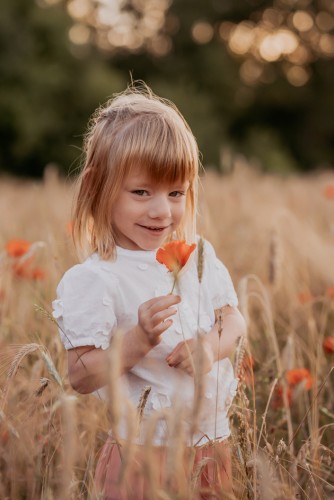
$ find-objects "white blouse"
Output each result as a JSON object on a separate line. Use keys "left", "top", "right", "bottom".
{"left": 52, "top": 239, "right": 239, "bottom": 446}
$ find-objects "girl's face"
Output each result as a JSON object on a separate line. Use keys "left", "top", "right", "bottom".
{"left": 111, "top": 168, "right": 189, "bottom": 251}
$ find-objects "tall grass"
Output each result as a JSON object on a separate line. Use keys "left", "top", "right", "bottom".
{"left": 0, "top": 163, "right": 334, "bottom": 498}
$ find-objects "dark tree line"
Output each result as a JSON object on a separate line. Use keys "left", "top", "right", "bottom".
{"left": 1, "top": 0, "right": 333, "bottom": 177}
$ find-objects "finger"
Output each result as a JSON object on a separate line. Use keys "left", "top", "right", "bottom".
{"left": 166, "top": 349, "right": 184, "bottom": 366}
{"left": 166, "top": 340, "right": 188, "bottom": 359}
{"left": 140, "top": 307, "right": 176, "bottom": 332}
{"left": 166, "top": 340, "right": 195, "bottom": 364}
{"left": 175, "top": 359, "right": 194, "bottom": 376}
{"left": 146, "top": 295, "right": 181, "bottom": 314}
{"left": 148, "top": 318, "right": 174, "bottom": 341}
{"left": 151, "top": 307, "right": 177, "bottom": 327}
{"left": 167, "top": 347, "right": 192, "bottom": 367}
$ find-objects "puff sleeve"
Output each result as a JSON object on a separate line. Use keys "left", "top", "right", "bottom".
{"left": 204, "top": 240, "right": 238, "bottom": 309}
{"left": 52, "top": 265, "right": 117, "bottom": 350}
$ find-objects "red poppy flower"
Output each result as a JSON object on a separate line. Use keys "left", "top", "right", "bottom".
{"left": 11, "top": 256, "right": 45, "bottom": 281}
{"left": 272, "top": 385, "right": 292, "bottom": 409}
{"left": 298, "top": 292, "right": 313, "bottom": 305}
{"left": 12, "top": 258, "right": 35, "bottom": 278}
{"left": 326, "top": 287, "right": 334, "bottom": 299}
{"left": 323, "top": 336, "right": 334, "bottom": 354}
{"left": 323, "top": 184, "right": 334, "bottom": 199}
{"left": 31, "top": 268, "right": 46, "bottom": 281}
{"left": 5, "top": 240, "right": 31, "bottom": 258}
{"left": 286, "top": 368, "right": 314, "bottom": 390}
{"left": 156, "top": 240, "right": 196, "bottom": 274}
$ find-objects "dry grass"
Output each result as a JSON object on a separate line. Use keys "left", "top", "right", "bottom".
{"left": 0, "top": 162, "right": 334, "bottom": 498}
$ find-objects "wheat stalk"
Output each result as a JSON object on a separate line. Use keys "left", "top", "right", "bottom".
{"left": 1, "top": 343, "right": 40, "bottom": 410}
{"left": 137, "top": 385, "right": 152, "bottom": 424}
{"left": 197, "top": 236, "right": 205, "bottom": 284}
{"left": 234, "top": 335, "right": 247, "bottom": 378}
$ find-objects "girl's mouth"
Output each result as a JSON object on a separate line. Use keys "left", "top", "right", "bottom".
{"left": 139, "top": 225, "right": 167, "bottom": 232}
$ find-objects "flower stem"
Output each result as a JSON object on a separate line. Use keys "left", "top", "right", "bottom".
{"left": 170, "top": 274, "right": 178, "bottom": 294}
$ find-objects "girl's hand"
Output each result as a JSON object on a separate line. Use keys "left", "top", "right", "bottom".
{"left": 166, "top": 338, "right": 214, "bottom": 376}
{"left": 137, "top": 294, "right": 181, "bottom": 346}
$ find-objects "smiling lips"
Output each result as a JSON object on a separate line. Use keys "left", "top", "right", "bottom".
{"left": 138, "top": 224, "right": 169, "bottom": 232}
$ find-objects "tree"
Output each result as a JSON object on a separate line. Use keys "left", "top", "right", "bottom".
{"left": 1, "top": 0, "right": 334, "bottom": 176}
{"left": 74, "top": 0, "right": 334, "bottom": 171}
{"left": 0, "top": 0, "right": 125, "bottom": 177}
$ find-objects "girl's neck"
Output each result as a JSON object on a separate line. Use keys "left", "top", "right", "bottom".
{"left": 116, "top": 245, "right": 157, "bottom": 255}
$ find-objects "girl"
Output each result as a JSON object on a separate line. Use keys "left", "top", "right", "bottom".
{"left": 52, "top": 84, "right": 246, "bottom": 499}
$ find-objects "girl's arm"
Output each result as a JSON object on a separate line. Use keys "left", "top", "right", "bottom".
{"left": 206, "top": 306, "right": 247, "bottom": 360}
{"left": 166, "top": 306, "right": 247, "bottom": 376}
{"left": 67, "top": 294, "right": 181, "bottom": 394}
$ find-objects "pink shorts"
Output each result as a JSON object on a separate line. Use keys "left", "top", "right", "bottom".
{"left": 94, "top": 437, "right": 234, "bottom": 499}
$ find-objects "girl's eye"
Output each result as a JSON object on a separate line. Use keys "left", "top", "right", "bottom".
{"left": 132, "top": 190, "right": 149, "bottom": 196}
{"left": 169, "top": 191, "right": 185, "bottom": 198}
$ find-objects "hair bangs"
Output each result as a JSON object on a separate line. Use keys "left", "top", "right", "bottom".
{"left": 117, "top": 112, "right": 198, "bottom": 186}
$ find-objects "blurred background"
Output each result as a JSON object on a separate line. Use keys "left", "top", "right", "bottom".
{"left": 1, "top": 0, "right": 334, "bottom": 178}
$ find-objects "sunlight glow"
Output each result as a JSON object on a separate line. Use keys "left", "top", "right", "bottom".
{"left": 316, "top": 11, "right": 334, "bottom": 32}
{"left": 292, "top": 11, "right": 314, "bottom": 32}
{"left": 222, "top": 3, "right": 334, "bottom": 86}
{"left": 67, "top": 0, "right": 91, "bottom": 19}
{"left": 229, "top": 23, "right": 255, "bottom": 55}
{"left": 68, "top": 23, "right": 90, "bottom": 45}
{"left": 318, "top": 34, "right": 334, "bottom": 55}
{"left": 191, "top": 22, "right": 214, "bottom": 44}
{"left": 239, "top": 59, "right": 264, "bottom": 85}
{"left": 60, "top": 0, "right": 334, "bottom": 85}
{"left": 286, "top": 65, "right": 310, "bottom": 86}
{"left": 259, "top": 30, "right": 299, "bottom": 61}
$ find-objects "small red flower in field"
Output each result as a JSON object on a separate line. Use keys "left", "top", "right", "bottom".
{"left": 286, "top": 368, "right": 314, "bottom": 390}
{"left": 326, "top": 287, "right": 334, "bottom": 299}
{"left": 323, "top": 184, "right": 334, "bottom": 199}
{"left": 298, "top": 291, "right": 313, "bottom": 305}
{"left": 13, "top": 263, "right": 46, "bottom": 281}
{"left": 323, "top": 336, "right": 334, "bottom": 354}
{"left": 31, "top": 268, "right": 46, "bottom": 281}
{"left": 156, "top": 240, "right": 196, "bottom": 274}
{"left": 10, "top": 254, "right": 45, "bottom": 281}
{"left": 272, "top": 385, "right": 292, "bottom": 409}
{"left": 12, "top": 258, "right": 35, "bottom": 278}
{"left": 5, "top": 239, "right": 31, "bottom": 257}
{"left": 4, "top": 239, "right": 46, "bottom": 282}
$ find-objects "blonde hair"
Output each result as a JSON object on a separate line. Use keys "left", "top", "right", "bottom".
{"left": 73, "top": 84, "right": 200, "bottom": 260}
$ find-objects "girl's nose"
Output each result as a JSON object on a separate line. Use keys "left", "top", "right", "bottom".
{"left": 148, "top": 195, "right": 171, "bottom": 219}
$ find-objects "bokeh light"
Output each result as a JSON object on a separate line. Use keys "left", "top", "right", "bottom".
{"left": 56, "top": 0, "right": 334, "bottom": 86}
{"left": 68, "top": 23, "right": 91, "bottom": 45}
{"left": 191, "top": 21, "right": 214, "bottom": 44}
{"left": 221, "top": 1, "right": 334, "bottom": 86}
{"left": 286, "top": 64, "right": 310, "bottom": 86}
{"left": 64, "top": 0, "right": 172, "bottom": 55}
{"left": 292, "top": 11, "right": 314, "bottom": 32}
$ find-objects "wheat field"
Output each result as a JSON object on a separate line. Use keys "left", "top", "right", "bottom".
{"left": 0, "top": 162, "right": 334, "bottom": 499}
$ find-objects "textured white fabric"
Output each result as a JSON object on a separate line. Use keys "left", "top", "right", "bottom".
{"left": 52, "top": 239, "right": 239, "bottom": 445}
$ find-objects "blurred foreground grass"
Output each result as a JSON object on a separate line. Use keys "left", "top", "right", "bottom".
{"left": 0, "top": 163, "right": 334, "bottom": 498}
